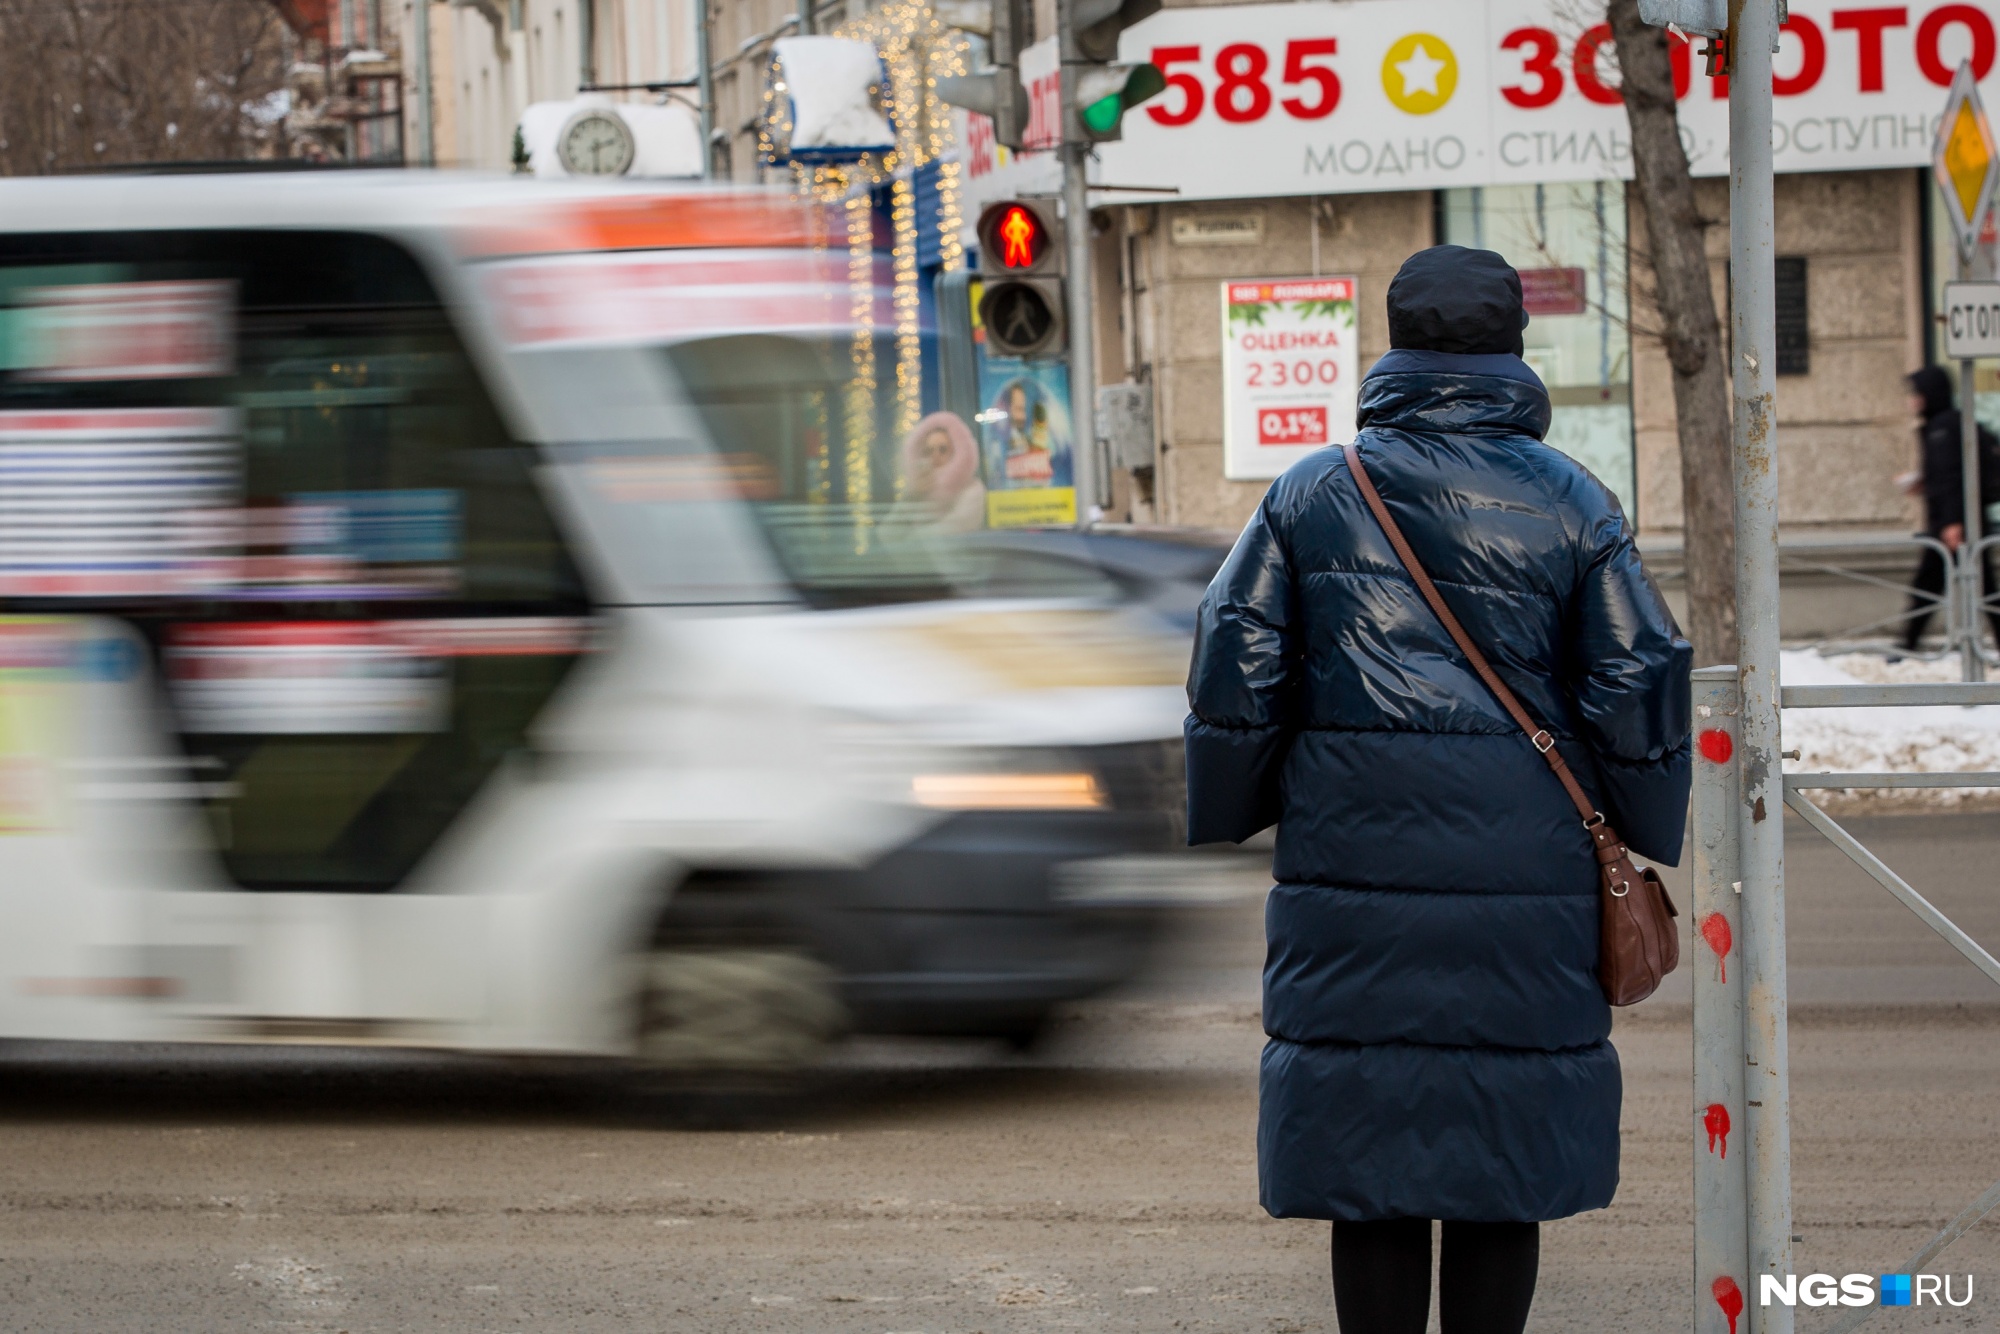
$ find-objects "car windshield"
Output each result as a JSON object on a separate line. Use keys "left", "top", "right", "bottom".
{"left": 655, "top": 334, "right": 1114, "bottom": 608}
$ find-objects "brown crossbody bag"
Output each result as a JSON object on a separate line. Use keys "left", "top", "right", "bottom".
{"left": 1343, "top": 443, "right": 1679, "bottom": 1006}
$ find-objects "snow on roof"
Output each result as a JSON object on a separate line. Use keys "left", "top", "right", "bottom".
{"left": 768, "top": 36, "right": 895, "bottom": 160}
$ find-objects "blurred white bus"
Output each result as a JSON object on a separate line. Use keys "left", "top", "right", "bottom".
{"left": 0, "top": 173, "right": 1214, "bottom": 1072}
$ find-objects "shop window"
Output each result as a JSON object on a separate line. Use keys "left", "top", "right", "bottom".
{"left": 1439, "top": 183, "right": 1638, "bottom": 519}
{"left": 1775, "top": 257, "right": 1809, "bottom": 376}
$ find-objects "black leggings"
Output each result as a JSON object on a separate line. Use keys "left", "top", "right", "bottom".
{"left": 1331, "top": 1218, "right": 1538, "bottom": 1334}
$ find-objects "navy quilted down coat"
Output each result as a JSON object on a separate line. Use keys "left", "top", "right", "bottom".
{"left": 1186, "top": 348, "right": 1692, "bottom": 1223}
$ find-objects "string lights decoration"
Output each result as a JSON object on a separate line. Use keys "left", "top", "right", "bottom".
{"left": 890, "top": 170, "right": 921, "bottom": 461}
{"left": 843, "top": 181, "right": 879, "bottom": 546}
{"left": 758, "top": 1, "right": 973, "bottom": 501}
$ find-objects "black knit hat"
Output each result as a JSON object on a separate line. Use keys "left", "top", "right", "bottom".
{"left": 1908, "top": 365, "right": 1955, "bottom": 419}
{"left": 1387, "top": 245, "right": 1530, "bottom": 357}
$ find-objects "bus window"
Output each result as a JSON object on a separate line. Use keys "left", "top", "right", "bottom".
{"left": 0, "top": 232, "right": 590, "bottom": 891}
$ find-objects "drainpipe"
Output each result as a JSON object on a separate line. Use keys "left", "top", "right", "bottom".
{"left": 696, "top": 0, "right": 715, "bottom": 178}
{"left": 412, "top": 0, "right": 435, "bottom": 165}
{"left": 342, "top": 0, "right": 359, "bottom": 160}
{"left": 508, "top": 0, "right": 530, "bottom": 125}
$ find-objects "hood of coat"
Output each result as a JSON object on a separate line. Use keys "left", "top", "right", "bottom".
{"left": 1356, "top": 348, "right": 1553, "bottom": 440}
{"left": 1909, "top": 364, "right": 1955, "bottom": 420}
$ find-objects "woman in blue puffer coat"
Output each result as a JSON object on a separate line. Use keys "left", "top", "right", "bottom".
{"left": 1186, "top": 245, "right": 1691, "bottom": 1334}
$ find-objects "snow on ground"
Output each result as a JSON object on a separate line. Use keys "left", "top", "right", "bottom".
{"left": 1781, "top": 649, "right": 2000, "bottom": 809}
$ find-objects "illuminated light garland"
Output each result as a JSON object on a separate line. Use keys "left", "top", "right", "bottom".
{"left": 879, "top": 3, "right": 931, "bottom": 448}
{"left": 806, "top": 165, "right": 835, "bottom": 508}
{"left": 890, "top": 169, "right": 921, "bottom": 461}
{"left": 844, "top": 181, "right": 878, "bottom": 549}
{"left": 933, "top": 156, "right": 964, "bottom": 273}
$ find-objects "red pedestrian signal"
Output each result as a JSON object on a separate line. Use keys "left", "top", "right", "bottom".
{"left": 998, "top": 205, "right": 1042, "bottom": 269}
{"left": 976, "top": 200, "right": 1059, "bottom": 278}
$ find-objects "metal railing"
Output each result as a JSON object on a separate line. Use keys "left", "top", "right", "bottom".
{"left": 1691, "top": 668, "right": 2000, "bottom": 1333}
{"left": 1778, "top": 533, "right": 1964, "bottom": 663}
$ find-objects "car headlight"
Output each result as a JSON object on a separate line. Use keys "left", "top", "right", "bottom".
{"left": 910, "top": 772, "right": 1107, "bottom": 810}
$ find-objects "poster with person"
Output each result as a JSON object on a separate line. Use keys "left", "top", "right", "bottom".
{"left": 971, "top": 282, "right": 1076, "bottom": 528}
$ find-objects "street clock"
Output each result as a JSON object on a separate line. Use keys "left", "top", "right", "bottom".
{"left": 556, "top": 107, "right": 636, "bottom": 176}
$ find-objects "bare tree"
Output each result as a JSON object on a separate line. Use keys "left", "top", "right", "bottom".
{"left": 1607, "top": 0, "right": 1738, "bottom": 666}
{"left": 0, "top": 0, "right": 290, "bottom": 175}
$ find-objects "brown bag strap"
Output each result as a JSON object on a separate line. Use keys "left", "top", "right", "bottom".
{"left": 1342, "top": 442, "right": 1604, "bottom": 831}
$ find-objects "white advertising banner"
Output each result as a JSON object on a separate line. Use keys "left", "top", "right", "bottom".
{"left": 1222, "top": 276, "right": 1359, "bottom": 479}
{"left": 1085, "top": 0, "right": 2000, "bottom": 202}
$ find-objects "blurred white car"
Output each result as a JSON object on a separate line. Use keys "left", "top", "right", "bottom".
{"left": 0, "top": 172, "right": 1215, "bottom": 1069}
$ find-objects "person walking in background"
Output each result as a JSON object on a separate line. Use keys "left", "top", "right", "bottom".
{"left": 1900, "top": 366, "right": 2000, "bottom": 652}
{"left": 1184, "top": 246, "right": 1692, "bottom": 1334}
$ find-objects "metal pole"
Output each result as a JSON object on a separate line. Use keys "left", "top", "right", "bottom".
{"left": 1055, "top": 0, "right": 1100, "bottom": 522}
{"left": 696, "top": 0, "right": 716, "bottom": 179}
{"left": 580, "top": 0, "right": 595, "bottom": 89}
{"left": 1727, "top": 2, "right": 1794, "bottom": 1326}
{"left": 1692, "top": 667, "right": 1750, "bottom": 1334}
{"left": 411, "top": 0, "right": 435, "bottom": 167}
{"left": 343, "top": 0, "right": 361, "bottom": 162}
{"left": 798, "top": 0, "right": 814, "bottom": 36}
{"left": 1960, "top": 352, "right": 1986, "bottom": 679}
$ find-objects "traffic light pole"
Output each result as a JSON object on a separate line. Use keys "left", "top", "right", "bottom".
{"left": 1060, "top": 143, "right": 1099, "bottom": 521}
{"left": 1057, "top": 0, "right": 1101, "bottom": 523}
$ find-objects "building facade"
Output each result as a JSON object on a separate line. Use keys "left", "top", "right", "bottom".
{"left": 1114, "top": 167, "right": 1932, "bottom": 541}
{"left": 402, "top": 0, "right": 1993, "bottom": 567}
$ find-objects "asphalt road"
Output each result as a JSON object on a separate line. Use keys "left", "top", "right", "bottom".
{"left": 1, "top": 812, "right": 1997, "bottom": 1333}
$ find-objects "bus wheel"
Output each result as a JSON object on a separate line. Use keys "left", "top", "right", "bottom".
{"left": 634, "top": 948, "right": 848, "bottom": 1077}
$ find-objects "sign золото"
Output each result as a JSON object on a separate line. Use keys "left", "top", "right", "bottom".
{"left": 1096, "top": 0, "right": 2000, "bottom": 204}
{"left": 1221, "top": 276, "right": 1357, "bottom": 480}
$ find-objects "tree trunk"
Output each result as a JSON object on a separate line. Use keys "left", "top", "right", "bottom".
{"left": 1607, "top": 0, "right": 1739, "bottom": 666}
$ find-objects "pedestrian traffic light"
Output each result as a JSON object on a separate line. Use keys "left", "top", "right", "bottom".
{"left": 984, "top": 202, "right": 1052, "bottom": 272}
{"left": 977, "top": 200, "right": 1060, "bottom": 275}
{"left": 975, "top": 200, "right": 1065, "bottom": 360}
{"left": 979, "top": 278, "right": 1066, "bottom": 360}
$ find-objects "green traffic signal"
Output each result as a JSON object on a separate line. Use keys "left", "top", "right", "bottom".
{"left": 1075, "top": 62, "right": 1165, "bottom": 140}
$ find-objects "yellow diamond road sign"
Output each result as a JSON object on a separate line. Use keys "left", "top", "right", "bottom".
{"left": 1935, "top": 61, "right": 2000, "bottom": 265}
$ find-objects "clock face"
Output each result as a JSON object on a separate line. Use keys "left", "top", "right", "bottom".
{"left": 557, "top": 111, "right": 635, "bottom": 176}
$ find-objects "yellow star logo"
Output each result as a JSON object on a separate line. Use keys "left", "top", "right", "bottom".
{"left": 1382, "top": 33, "right": 1458, "bottom": 115}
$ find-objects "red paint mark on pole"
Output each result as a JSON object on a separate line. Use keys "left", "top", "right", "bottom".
{"left": 1703, "top": 1102, "right": 1731, "bottom": 1158}
{"left": 1712, "top": 1275, "right": 1744, "bottom": 1334}
{"left": 1698, "top": 728, "right": 1734, "bottom": 764}
{"left": 1700, "top": 912, "right": 1733, "bottom": 982}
